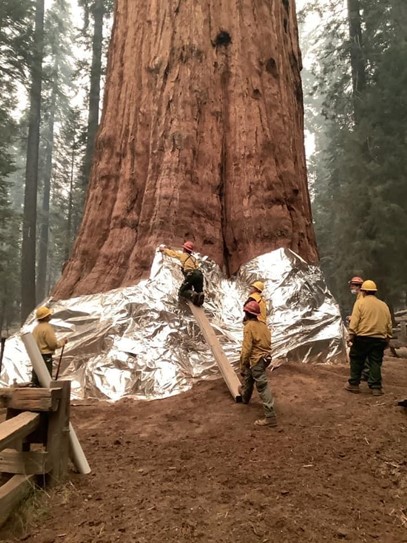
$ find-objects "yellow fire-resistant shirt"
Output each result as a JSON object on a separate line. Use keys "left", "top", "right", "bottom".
{"left": 32, "top": 322, "right": 64, "bottom": 354}
{"left": 163, "top": 249, "right": 199, "bottom": 273}
{"left": 246, "top": 292, "right": 267, "bottom": 324}
{"left": 349, "top": 295, "right": 392, "bottom": 339}
{"left": 240, "top": 319, "right": 271, "bottom": 369}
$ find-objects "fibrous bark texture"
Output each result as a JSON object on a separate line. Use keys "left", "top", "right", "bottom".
{"left": 54, "top": 0, "right": 318, "bottom": 299}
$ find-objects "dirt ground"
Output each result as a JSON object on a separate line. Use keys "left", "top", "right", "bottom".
{"left": 1, "top": 357, "right": 407, "bottom": 543}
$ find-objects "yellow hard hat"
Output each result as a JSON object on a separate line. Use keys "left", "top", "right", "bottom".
{"left": 251, "top": 281, "right": 265, "bottom": 292}
{"left": 361, "top": 280, "right": 377, "bottom": 292}
{"left": 35, "top": 306, "right": 52, "bottom": 320}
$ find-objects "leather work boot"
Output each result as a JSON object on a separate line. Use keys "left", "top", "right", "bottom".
{"left": 191, "top": 292, "right": 200, "bottom": 306}
{"left": 345, "top": 383, "right": 361, "bottom": 393}
{"left": 254, "top": 415, "right": 278, "bottom": 428}
{"left": 371, "top": 388, "right": 384, "bottom": 396}
{"left": 238, "top": 385, "right": 248, "bottom": 404}
{"left": 197, "top": 293, "right": 205, "bottom": 306}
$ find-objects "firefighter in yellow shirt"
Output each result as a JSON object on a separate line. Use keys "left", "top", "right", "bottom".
{"left": 348, "top": 276, "right": 369, "bottom": 381}
{"left": 244, "top": 281, "right": 267, "bottom": 324}
{"left": 238, "top": 300, "right": 277, "bottom": 427}
{"left": 345, "top": 280, "right": 392, "bottom": 396}
{"left": 159, "top": 241, "right": 204, "bottom": 306}
{"left": 32, "top": 306, "right": 67, "bottom": 386}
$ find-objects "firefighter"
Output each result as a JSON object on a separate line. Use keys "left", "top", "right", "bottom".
{"left": 244, "top": 281, "right": 267, "bottom": 324}
{"left": 345, "top": 280, "right": 392, "bottom": 396}
{"left": 238, "top": 300, "right": 277, "bottom": 427}
{"left": 348, "top": 276, "right": 370, "bottom": 381}
{"left": 32, "top": 306, "right": 68, "bottom": 386}
{"left": 348, "top": 276, "right": 364, "bottom": 299}
{"left": 159, "top": 241, "right": 204, "bottom": 306}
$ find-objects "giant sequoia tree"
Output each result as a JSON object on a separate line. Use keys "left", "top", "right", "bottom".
{"left": 54, "top": 0, "right": 317, "bottom": 299}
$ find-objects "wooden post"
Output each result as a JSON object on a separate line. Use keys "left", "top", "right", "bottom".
{"left": 0, "top": 384, "right": 72, "bottom": 527}
{"left": 46, "top": 380, "right": 70, "bottom": 485}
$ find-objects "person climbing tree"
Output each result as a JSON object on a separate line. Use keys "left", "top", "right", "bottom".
{"left": 159, "top": 241, "right": 205, "bottom": 307}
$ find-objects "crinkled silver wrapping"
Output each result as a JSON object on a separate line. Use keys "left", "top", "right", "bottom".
{"left": 1, "top": 248, "right": 346, "bottom": 401}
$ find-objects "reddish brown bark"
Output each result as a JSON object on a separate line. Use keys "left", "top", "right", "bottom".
{"left": 54, "top": 0, "right": 317, "bottom": 299}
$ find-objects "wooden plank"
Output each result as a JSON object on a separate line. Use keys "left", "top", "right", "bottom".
{"left": 46, "top": 381, "right": 71, "bottom": 485}
{"left": 0, "top": 413, "right": 40, "bottom": 452}
{"left": 4, "top": 409, "right": 30, "bottom": 452}
{"left": 0, "top": 388, "right": 62, "bottom": 412}
{"left": 188, "top": 302, "right": 242, "bottom": 402}
{"left": 0, "top": 449, "right": 49, "bottom": 475}
{"left": 0, "top": 474, "right": 35, "bottom": 528}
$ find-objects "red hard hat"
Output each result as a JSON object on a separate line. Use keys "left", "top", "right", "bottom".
{"left": 243, "top": 300, "right": 261, "bottom": 316}
{"left": 183, "top": 241, "right": 194, "bottom": 252}
{"left": 348, "top": 276, "right": 363, "bottom": 285}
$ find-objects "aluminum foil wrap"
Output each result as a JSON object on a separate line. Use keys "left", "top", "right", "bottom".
{"left": 1, "top": 248, "right": 346, "bottom": 401}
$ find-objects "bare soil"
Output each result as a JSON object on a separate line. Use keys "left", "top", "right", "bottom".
{"left": 1, "top": 357, "right": 407, "bottom": 543}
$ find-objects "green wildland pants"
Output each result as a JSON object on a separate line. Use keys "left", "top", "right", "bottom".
{"left": 349, "top": 336, "right": 387, "bottom": 389}
{"left": 32, "top": 353, "right": 53, "bottom": 386}
{"left": 241, "top": 358, "right": 275, "bottom": 418}
{"left": 179, "top": 269, "right": 204, "bottom": 301}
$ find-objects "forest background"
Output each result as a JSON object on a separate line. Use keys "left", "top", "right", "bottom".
{"left": 0, "top": 0, "right": 406, "bottom": 331}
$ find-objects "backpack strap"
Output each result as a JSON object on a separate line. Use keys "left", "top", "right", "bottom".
{"left": 183, "top": 253, "right": 197, "bottom": 269}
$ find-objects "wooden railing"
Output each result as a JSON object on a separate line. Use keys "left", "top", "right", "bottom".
{"left": 0, "top": 381, "right": 70, "bottom": 528}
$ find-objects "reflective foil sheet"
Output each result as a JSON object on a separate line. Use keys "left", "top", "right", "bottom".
{"left": 1, "top": 248, "right": 347, "bottom": 400}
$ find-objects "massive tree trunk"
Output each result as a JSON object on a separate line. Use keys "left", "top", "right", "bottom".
{"left": 82, "top": 0, "right": 105, "bottom": 188}
{"left": 37, "top": 77, "right": 57, "bottom": 302}
{"left": 21, "top": 0, "right": 45, "bottom": 320}
{"left": 54, "top": 0, "right": 317, "bottom": 299}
